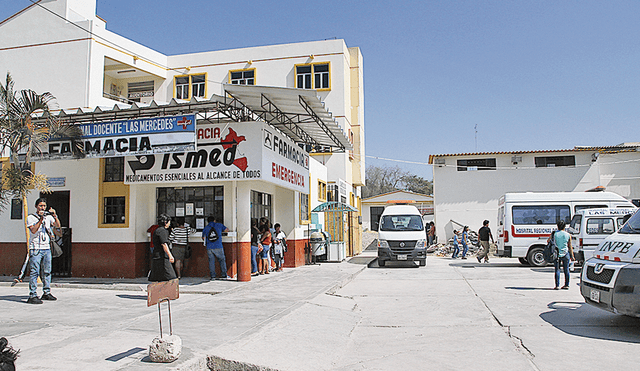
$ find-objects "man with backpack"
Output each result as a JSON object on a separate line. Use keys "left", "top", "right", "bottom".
{"left": 202, "top": 216, "right": 230, "bottom": 280}
{"left": 547, "top": 220, "right": 575, "bottom": 290}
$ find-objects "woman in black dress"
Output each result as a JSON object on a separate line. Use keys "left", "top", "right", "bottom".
{"left": 149, "top": 214, "right": 177, "bottom": 282}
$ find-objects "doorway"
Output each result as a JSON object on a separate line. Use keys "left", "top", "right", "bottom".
{"left": 40, "top": 191, "right": 72, "bottom": 276}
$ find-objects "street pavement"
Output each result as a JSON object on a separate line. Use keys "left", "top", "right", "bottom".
{"left": 2, "top": 252, "right": 640, "bottom": 370}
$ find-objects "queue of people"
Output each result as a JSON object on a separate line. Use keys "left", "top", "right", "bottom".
{"left": 146, "top": 215, "right": 287, "bottom": 283}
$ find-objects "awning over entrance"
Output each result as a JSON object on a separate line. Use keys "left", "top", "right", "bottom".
{"left": 32, "top": 85, "right": 351, "bottom": 154}
{"left": 224, "top": 85, "right": 352, "bottom": 152}
{"left": 312, "top": 201, "right": 358, "bottom": 213}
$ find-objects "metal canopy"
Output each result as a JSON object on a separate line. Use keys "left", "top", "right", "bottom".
{"left": 224, "top": 84, "right": 352, "bottom": 152}
{"left": 312, "top": 201, "right": 358, "bottom": 213}
{"left": 32, "top": 85, "right": 352, "bottom": 153}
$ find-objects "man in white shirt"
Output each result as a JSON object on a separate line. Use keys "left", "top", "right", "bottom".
{"left": 26, "top": 198, "right": 61, "bottom": 304}
{"left": 272, "top": 223, "right": 287, "bottom": 272}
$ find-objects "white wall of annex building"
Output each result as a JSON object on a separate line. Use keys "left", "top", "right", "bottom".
{"left": 432, "top": 151, "right": 596, "bottom": 241}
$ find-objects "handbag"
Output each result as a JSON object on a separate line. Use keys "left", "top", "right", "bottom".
{"left": 50, "top": 239, "right": 63, "bottom": 258}
{"left": 185, "top": 244, "right": 192, "bottom": 259}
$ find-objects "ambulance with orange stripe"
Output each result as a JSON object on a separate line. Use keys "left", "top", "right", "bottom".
{"left": 581, "top": 209, "right": 640, "bottom": 317}
{"left": 497, "top": 192, "right": 634, "bottom": 267}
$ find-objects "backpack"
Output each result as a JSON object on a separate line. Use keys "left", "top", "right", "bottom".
{"left": 543, "top": 231, "right": 558, "bottom": 262}
{"left": 207, "top": 226, "right": 219, "bottom": 243}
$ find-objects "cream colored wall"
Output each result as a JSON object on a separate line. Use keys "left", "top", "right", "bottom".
{"left": 349, "top": 47, "right": 365, "bottom": 187}
{"left": 433, "top": 151, "right": 608, "bottom": 241}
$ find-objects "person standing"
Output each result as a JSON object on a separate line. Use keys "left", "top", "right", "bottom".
{"left": 148, "top": 214, "right": 177, "bottom": 282}
{"left": 477, "top": 220, "right": 495, "bottom": 263}
{"left": 259, "top": 225, "right": 272, "bottom": 275}
{"left": 428, "top": 222, "right": 436, "bottom": 246}
{"left": 272, "top": 223, "right": 287, "bottom": 272}
{"left": 169, "top": 217, "right": 195, "bottom": 279}
{"left": 250, "top": 219, "right": 260, "bottom": 276}
{"left": 550, "top": 220, "right": 575, "bottom": 290}
{"left": 202, "top": 216, "right": 231, "bottom": 280}
{"left": 461, "top": 226, "right": 469, "bottom": 260}
{"left": 26, "top": 198, "right": 60, "bottom": 304}
{"left": 451, "top": 230, "right": 460, "bottom": 258}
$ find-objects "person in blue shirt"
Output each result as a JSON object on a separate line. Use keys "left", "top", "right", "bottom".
{"left": 549, "top": 220, "right": 575, "bottom": 290}
{"left": 202, "top": 216, "right": 230, "bottom": 280}
{"left": 451, "top": 230, "right": 460, "bottom": 258}
{"left": 461, "top": 226, "right": 470, "bottom": 259}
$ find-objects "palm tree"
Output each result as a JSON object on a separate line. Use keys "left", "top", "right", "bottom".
{"left": 0, "top": 72, "right": 83, "bottom": 249}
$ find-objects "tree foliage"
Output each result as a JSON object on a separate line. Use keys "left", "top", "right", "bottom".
{"left": 362, "top": 165, "right": 432, "bottom": 198}
{"left": 0, "top": 73, "right": 84, "bottom": 211}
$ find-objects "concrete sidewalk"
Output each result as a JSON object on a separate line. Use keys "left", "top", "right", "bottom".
{"left": 0, "top": 252, "right": 376, "bottom": 370}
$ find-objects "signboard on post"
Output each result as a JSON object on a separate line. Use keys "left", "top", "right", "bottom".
{"left": 36, "top": 114, "right": 197, "bottom": 160}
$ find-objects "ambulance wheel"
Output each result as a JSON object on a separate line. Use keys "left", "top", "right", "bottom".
{"left": 378, "top": 259, "right": 386, "bottom": 267}
{"left": 518, "top": 257, "right": 529, "bottom": 266}
{"left": 527, "top": 247, "right": 547, "bottom": 267}
{"left": 419, "top": 259, "right": 426, "bottom": 267}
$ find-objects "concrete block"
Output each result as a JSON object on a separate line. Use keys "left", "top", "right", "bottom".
{"left": 149, "top": 335, "right": 182, "bottom": 363}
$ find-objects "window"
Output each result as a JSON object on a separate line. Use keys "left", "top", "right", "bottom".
{"left": 535, "top": 155, "right": 575, "bottom": 168}
{"left": 457, "top": 158, "right": 496, "bottom": 171}
{"left": 230, "top": 69, "right": 255, "bottom": 85}
{"left": 300, "top": 192, "right": 310, "bottom": 223}
{"left": 99, "top": 158, "right": 129, "bottom": 228}
{"left": 251, "top": 190, "right": 272, "bottom": 220}
{"left": 104, "top": 157, "right": 124, "bottom": 182}
{"left": 380, "top": 215, "right": 424, "bottom": 232}
{"left": 104, "top": 196, "right": 126, "bottom": 224}
{"left": 174, "top": 74, "right": 207, "bottom": 99}
{"left": 175, "top": 76, "right": 189, "bottom": 99}
{"left": 512, "top": 205, "right": 571, "bottom": 225}
{"left": 157, "top": 186, "right": 223, "bottom": 230}
{"left": 11, "top": 198, "right": 22, "bottom": 220}
{"left": 327, "top": 184, "right": 339, "bottom": 201}
{"left": 569, "top": 214, "right": 582, "bottom": 234}
{"left": 318, "top": 180, "right": 327, "bottom": 201}
{"left": 586, "top": 218, "right": 615, "bottom": 235}
{"left": 296, "top": 63, "right": 330, "bottom": 90}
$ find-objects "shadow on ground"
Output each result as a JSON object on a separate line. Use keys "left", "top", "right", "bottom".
{"left": 540, "top": 301, "right": 640, "bottom": 343}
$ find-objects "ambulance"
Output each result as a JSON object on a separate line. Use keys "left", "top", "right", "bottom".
{"left": 581, "top": 209, "right": 640, "bottom": 317}
{"left": 377, "top": 201, "right": 427, "bottom": 267}
{"left": 497, "top": 192, "right": 634, "bottom": 267}
{"left": 569, "top": 208, "right": 637, "bottom": 263}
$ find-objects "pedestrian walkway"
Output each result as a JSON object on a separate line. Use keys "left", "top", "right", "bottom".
{"left": 0, "top": 257, "right": 371, "bottom": 371}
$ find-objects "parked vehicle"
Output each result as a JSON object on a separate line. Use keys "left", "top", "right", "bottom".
{"left": 581, "top": 209, "right": 640, "bottom": 317}
{"left": 569, "top": 207, "right": 637, "bottom": 264}
{"left": 377, "top": 203, "right": 427, "bottom": 267}
{"left": 496, "top": 191, "right": 635, "bottom": 267}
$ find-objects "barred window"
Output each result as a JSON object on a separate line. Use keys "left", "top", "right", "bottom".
{"left": 104, "top": 196, "right": 126, "bottom": 224}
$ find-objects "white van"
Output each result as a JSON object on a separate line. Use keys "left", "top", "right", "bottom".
{"left": 569, "top": 208, "right": 637, "bottom": 263}
{"left": 581, "top": 210, "right": 640, "bottom": 317}
{"left": 377, "top": 203, "right": 427, "bottom": 267}
{"left": 497, "top": 192, "right": 634, "bottom": 267}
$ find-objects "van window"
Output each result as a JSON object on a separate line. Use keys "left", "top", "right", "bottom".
{"left": 575, "top": 205, "right": 608, "bottom": 212}
{"left": 569, "top": 214, "right": 582, "bottom": 234}
{"left": 616, "top": 217, "right": 627, "bottom": 230}
{"left": 512, "top": 205, "right": 571, "bottom": 225}
{"left": 498, "top": 206, "right": 504, "bottom": 226}
{"left": 380, "top": 215, "right": 424, "bottom": 232}
{"left": 586, "top": 218, "right": 615, "bottom": 235}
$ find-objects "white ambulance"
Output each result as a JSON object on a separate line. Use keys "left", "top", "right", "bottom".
{"left": 496, "top": 192, "right": 634, "bottom": 267}
{"left": 377, "top": 202, "right": 428, "bottom": 267}
{"left": 569, "top": 208, "right": 637, "bottom": 263}
{"left": 581, "top": 210, "right": 640, "bottom": 317}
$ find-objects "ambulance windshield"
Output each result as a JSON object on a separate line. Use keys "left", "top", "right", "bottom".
{"left": 619, "top": 211, "right": 640, "bottom": 234}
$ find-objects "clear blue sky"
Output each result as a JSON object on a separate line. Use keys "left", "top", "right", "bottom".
{"left": 3, "top": 0, "right": 640, "bottom": 180}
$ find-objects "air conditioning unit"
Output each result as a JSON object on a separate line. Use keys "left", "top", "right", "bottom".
{"left": 511, "top": 156, "right": 522, "bottom": 164}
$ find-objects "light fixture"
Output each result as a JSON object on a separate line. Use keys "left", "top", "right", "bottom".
{"left": 117, "top": 69, "right": 136, "bottom": 74}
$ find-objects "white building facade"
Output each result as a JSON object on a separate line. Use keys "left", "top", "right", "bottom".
{"left": 429, "top": 144, "right": 640, "bottom": 242}
{"left": 0, "top": 0, "right": 365, "bottom": 278}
